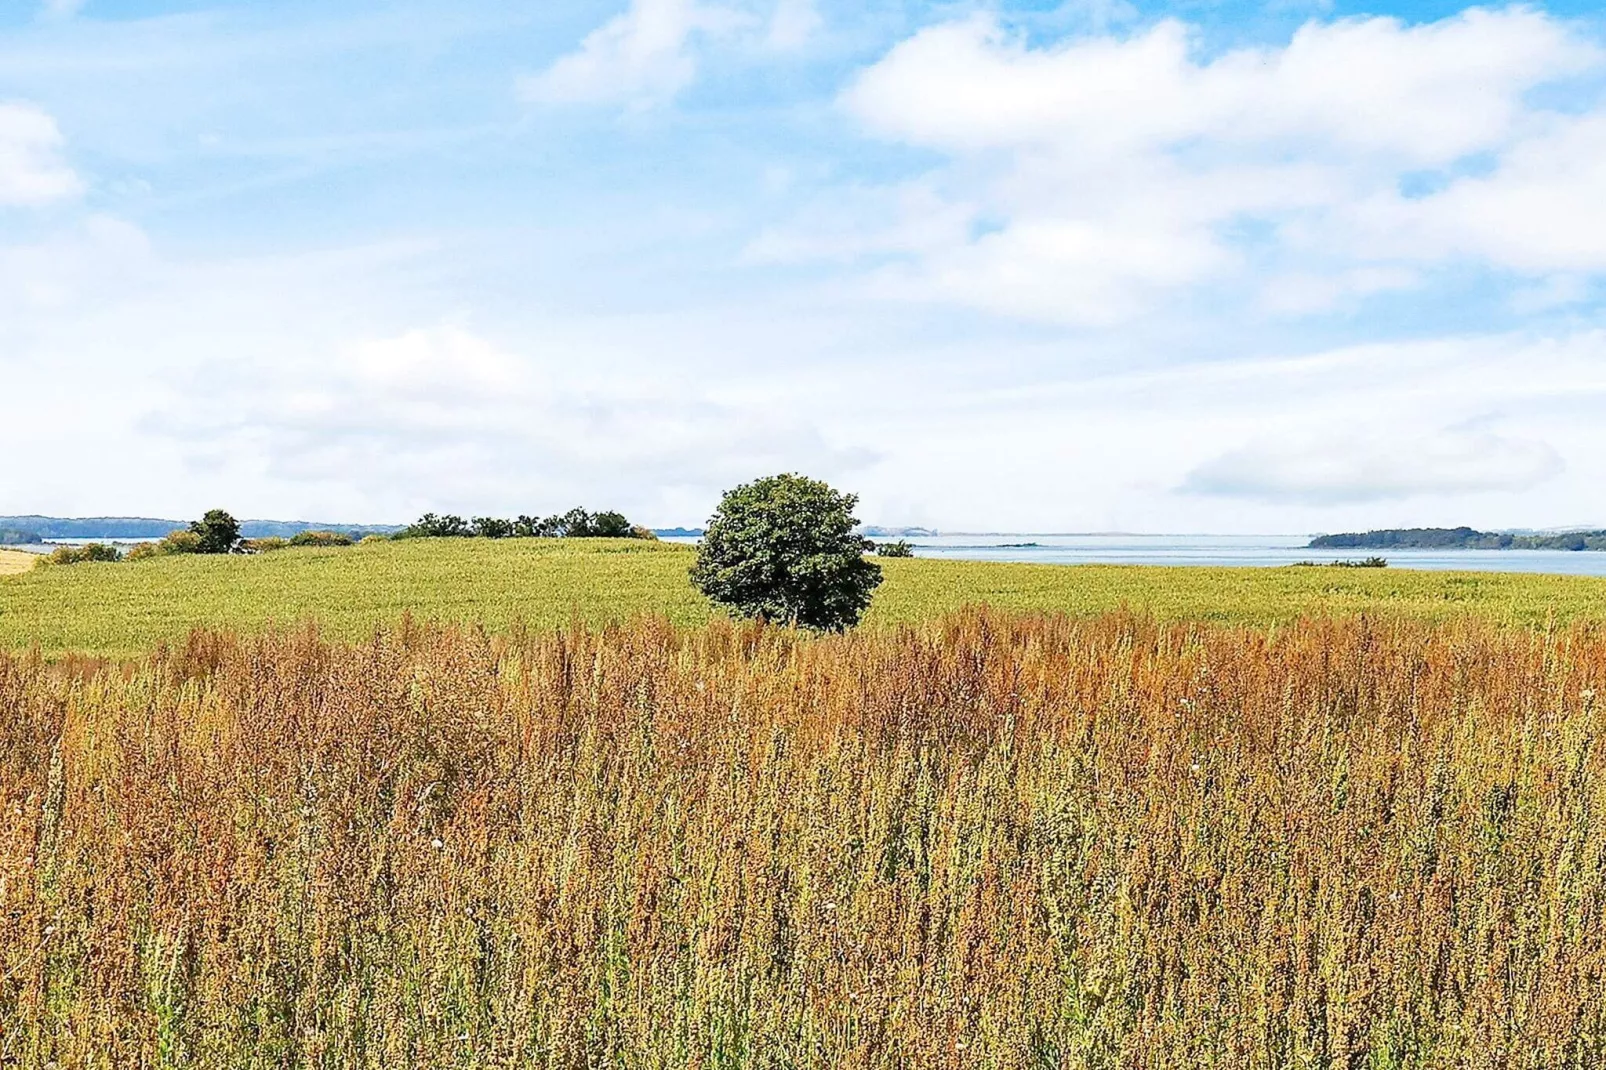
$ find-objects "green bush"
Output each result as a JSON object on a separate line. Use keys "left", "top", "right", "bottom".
{"left": 126, "top": 530, "right": 203, "bottom": 561}
{"left": 876, "top": 540, "right": 915, "bottom": 558}
{"left": 46, "top": 543, "right": 123, "bottom": 566}
{"left": 241, "top": 537, "right": 289, "bottom": 554}
{"left": 287, "top": 530, "right": 353, "bottom": 548}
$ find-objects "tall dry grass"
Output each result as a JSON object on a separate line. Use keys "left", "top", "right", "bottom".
{"left": 2, "top": 610, "right": 1604, "bottom": 1068}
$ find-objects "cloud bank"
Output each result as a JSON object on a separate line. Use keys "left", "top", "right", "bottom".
{"left": 746, "top": 8, "right": 1606, "bottom": 324}
{"left": 1182, "top": 426, "right": 1565, "bottom": 504}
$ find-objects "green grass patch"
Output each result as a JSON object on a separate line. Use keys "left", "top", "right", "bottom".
{"left": 3, "top": 537, "right": 1606, "bottom": 656}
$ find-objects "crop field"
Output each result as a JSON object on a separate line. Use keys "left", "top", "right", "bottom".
{"left": 0, "top": 549, "right": 37, "bottom": 577}
{"left": 3, "top": 611, "right": 1603, "bottom": 1067}
{"left": 3, "top": 537, "right": 1606, "bottom": 656}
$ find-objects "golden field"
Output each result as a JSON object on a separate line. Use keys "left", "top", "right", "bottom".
{"left": 0, "top": 549, "right": 37, "bottom": 577}
{"left": 3, "top": 611, "right": 1603, "bottom": 1067}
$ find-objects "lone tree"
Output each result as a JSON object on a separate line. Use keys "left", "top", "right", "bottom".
{"left": 189, "top": 509, "right": 242, "bottom": 554}
{"left": 691, "top": 474, "right": 882, "bottom": 631}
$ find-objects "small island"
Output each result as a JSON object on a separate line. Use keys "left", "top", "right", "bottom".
{"left": 1310, "top": 526, "right": 1606, "bottom": 551}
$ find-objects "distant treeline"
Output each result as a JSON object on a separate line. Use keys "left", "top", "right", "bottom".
{"left": 0, "top": 514, "right": 696, "bottom": 545}
{"left": 1310, "top": 527, "right": 1606, "bottom": 551}
{"left": 397, "top": 509, "right": 653, "bottom": 541}
{"left": 36, "top": 507, "right": 660, "bottom": 568}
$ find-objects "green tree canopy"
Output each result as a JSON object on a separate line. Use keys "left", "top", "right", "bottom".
{"left": 691, "top": 474, "right": 882, "bottom": 631}
{"left": 189, "top": 509, "right": 242, "bottom": 555}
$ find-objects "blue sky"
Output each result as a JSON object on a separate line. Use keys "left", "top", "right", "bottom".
{"left": 3, "top": 0, "right": 1605, "bottom": 532}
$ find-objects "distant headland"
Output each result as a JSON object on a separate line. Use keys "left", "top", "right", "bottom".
{"left": 1309, "top": 527, "right": 1606, "bottom": 551}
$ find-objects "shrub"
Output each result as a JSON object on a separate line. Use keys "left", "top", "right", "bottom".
{"left": 46, "top": 543, "right": 123, "bottom": 566}
{"left": 241, "top": 537, "right": 289, "bottom": 554}
{"left": 359, "top": 534, "right": 390, "bottom": 545}
{"left": 155, "top": 530, "right": 203, "bottom": 556}
{"left": 876, "top": 539, "right": 915, "bottom": 558}
{"left": 691, "top": 473, "right": 883, "bottom": 631}
{"left": 287, "top": 530, "right": 353, "bottom": 548}
{"left": 189, "top": 509, "right": 242, "bottom": 554}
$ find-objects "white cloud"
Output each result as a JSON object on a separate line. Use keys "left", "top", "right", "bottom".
{"left": 1343, "top": 113, "right": 1606, "bottom": 273}
{"left": 1181, "top": 424, "right": 1564, "bottom": 504}
{"left": 149, "top": 324, "right": 874, "bottom": 516}
{"left": 37, "top": 0, "right": 86, "bottom": 22}
{"left": 520, "top": 0, "right": 703, "bottom": 108}
{"left": 345, "top": 326, "right": 525, "bottom": 396}
{"left": 0, "top": 103, "right": 82, "bottom": 206}
{"left": 520, "top": 0, "right": 817, "bottom": 108}
{"left": 756, "top": 8, "right": 1606, "bottom": 324}
{"left": 844, "top": 11, "right": 1590, "bottom": 159}
{"left": 1257, "top": 266, "right": 1419, "bottom": 316}
{"left": 519, "top": 0, "right": 749, "bottom": 108}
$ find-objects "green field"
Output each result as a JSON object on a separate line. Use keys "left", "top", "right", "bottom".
{"left": 4, "top": 537, "right": 1606, "bottom": 656}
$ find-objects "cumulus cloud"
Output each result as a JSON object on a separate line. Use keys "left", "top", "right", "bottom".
{"left": 0, "top": 103, "right": 82, "bottom": 206}
{"left": 1181, "top": 425, "right": 1564, "bottom": 504}
{"left": 845, "top": 11, "right": 1590, "bottom": 158}
{"left": 750, "top": 8, "right": 1606, "bottom": 324}
{"left": 520, "top": 0, "right": 816, "bottom": 108}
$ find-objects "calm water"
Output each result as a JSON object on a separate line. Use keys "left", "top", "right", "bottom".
{"left": 874, "top": 534, "right": 1606, "bottom": 576}
{"left": 12, "top": 534, "right": 1606, "bottom": 577}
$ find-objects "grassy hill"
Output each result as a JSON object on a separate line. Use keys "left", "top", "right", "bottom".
{"left": 4, "top": 537, "right": 1606, "bottom": 656}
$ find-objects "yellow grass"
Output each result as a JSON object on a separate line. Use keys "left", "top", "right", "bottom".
{"left": 0, "top": 549, "right": 37, "bottom": 577}
{"left": 3, "top": 612, "right": 1603, "bottom": 1066}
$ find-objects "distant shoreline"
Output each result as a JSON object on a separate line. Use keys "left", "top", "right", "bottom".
{"left": 1310, "top": 527, "right": 1606, "bottom": 552}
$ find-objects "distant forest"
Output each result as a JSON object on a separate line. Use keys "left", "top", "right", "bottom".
{"left": 1310, "top": 527, "right": 1606, "bottom": 551}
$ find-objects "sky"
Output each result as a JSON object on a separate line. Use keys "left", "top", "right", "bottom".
{"left": 2, "top": 0, "right": 1604, "bottom": 533}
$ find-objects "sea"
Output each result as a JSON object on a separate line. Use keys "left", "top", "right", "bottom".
{"left": 866, "top": 534, "right": 1606, "bottom": 576}
{"left": 11, "top": 533, "right": 1606, "bottom": 577}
